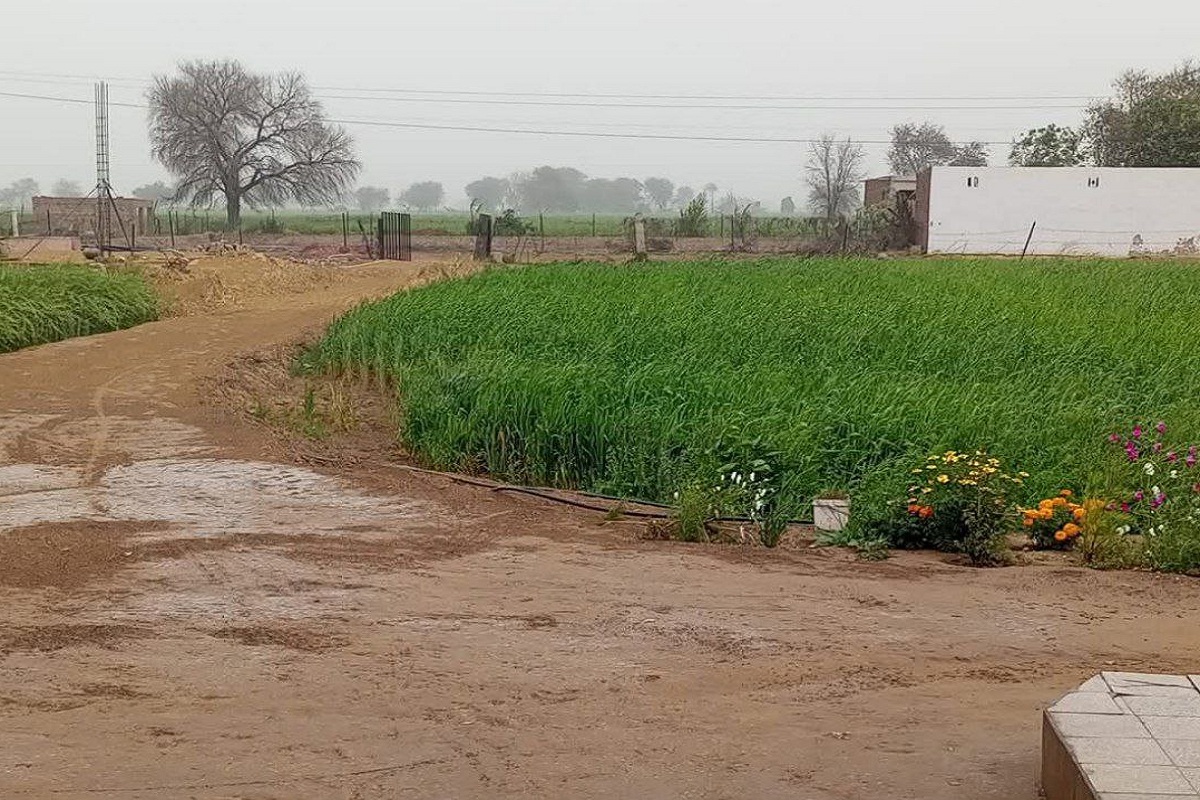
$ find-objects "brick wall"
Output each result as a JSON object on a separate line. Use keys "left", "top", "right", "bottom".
{"left": 31, "top": 196, "right": 156, "bottom": 238}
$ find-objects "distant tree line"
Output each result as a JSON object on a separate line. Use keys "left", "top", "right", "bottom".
{"left": 463, "top": 168, "right": 713, "bottom": 214}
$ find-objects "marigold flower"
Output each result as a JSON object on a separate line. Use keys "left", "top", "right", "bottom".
{"left": 1054, "top": 530, "right": 1068, "bottom": 542}
{"left": 936, "top": 474, "right": 949, "bottom": 484}
{"left": 918, "top": 506, "right": 934, "bottom": 519}
{"left": 1063, "top": 523, "right": 1081, "bottom": 537}
{"left": 1060, "top": 489, "right": 1073, "bottom": 498}
{"left": 1022, "top": 517, "right": 1035, "bottom": 528}
{"left": 1072, "top": 507, "right": 1086, "bottom": 521}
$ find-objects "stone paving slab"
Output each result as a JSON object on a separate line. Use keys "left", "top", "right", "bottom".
{"left": 1044, "top": 674, "right": 1200, "bottom": 800}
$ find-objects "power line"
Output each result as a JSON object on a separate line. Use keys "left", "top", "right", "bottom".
{"left": 0, "top": 67, "right": 1100, "bottom": 103}
{"left": 315, "top": 92, "right": 1086, "bottom": 111}
{"left": 0, "top": 89, "right": 144, "bottom": 109}
{"left": 0, "top": 89, "right": 1019, "bottom": 145}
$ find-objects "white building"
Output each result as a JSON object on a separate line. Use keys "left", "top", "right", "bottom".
{"left": 917, "top": 166, "right": 1200, "bottom": 257}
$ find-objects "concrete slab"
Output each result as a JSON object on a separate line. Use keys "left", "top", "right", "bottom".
{"left": 1124, "top": 697, "right": 1200, "bottom": 719}
{"left": 1081, "top": 764, "right": 1194, "bottom": 794}
{"left": 1160, "top": 740, "right": 1200, "bottom": 768}
{"left": 1049, "top": 712, "right": 1151, "bottom": 739}
{"left": 1053, "top": 692, "right": 1131, "bottom": 715}
{"left": 1144, "top": 718, "right": 1200, "bottom": 742}
{"left": 1044, "top": 675, "right": 1200, "bottom": 800}
{"left": 1068, "top": 737, "right": 1173, "bottom": 766}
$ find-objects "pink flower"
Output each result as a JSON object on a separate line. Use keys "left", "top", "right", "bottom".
{"left": 1133, "top": 425, "right": 1143, "bottom": 439}
{"left": 1121, "top": 502, "right": 1131, "bottom": 513}
{"left": 1168, "top": 452, "right": 1179, "bottom": 463}
{"left": 1152, "top": 493, "right": 1166, "bottom": 509}
{"left": 1109, "top": 433, "right": 1121, "bottom": 443}
{"left": 1126, "top": 442, "right": 1140, "bottom": 461}
{"left": 1134, "top": 490, "right": 1145, "bottom": 502}
{"left": 1157, "top": 421, "right": 1168, "bottom": 434}
{"left": 1154, "top": 442, "right": 1164, "bottom": 452}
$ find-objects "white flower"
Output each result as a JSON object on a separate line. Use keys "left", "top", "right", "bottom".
{"left": 1153, "top": 485, "right": 1161, "bottom": 496}
{"left": 749, "top": 472, "right": 756, "bottom": 482}
{"left": 1117, "top": 525, "right": 1131, "bottom": 535}
{"left": 1171, "top": 470, "right": 1179, "bottom": 479}
{"left": 1144, "top": 462, "right": 1156, "bottom": 476}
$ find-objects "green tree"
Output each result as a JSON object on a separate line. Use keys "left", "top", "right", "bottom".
{"left": 643, "top": 177, "right": 675, "bottom": 210}
{"left": 465, "top": 176, "right": 510, "bottom": 210}
{"left": 1009, "top": 124, "right": 1085, "bottom": 166}
{"left": 399, "top": 181, "right": 445, "bottom": 211}
{"left": 1084, "top": 62, "right": 1200, "bottom": 166}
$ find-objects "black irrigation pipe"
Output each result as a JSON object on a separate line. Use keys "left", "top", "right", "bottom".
{"left": 367, "top": 459, "right": 815, "bottom": 524}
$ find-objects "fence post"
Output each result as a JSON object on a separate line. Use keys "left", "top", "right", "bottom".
{"left": 473, "top": 213, "right": 494, "bottom": 261}
{"left": 46, "top": 209, "right": 51, "bottom": 235}
{"left": 342, "top": 212, "right": 349, "bottom": 250}
{"left": 633, "top": 214, "right": 648, "bottom": 261}
{"left": 10, "top": 210, "right": 19, "bottom": 238}
{"left": 592, "top": 213, "right": 596, "bottom": 237}
{"left": 168, "top": 211, "right": 176, "bottom": 248}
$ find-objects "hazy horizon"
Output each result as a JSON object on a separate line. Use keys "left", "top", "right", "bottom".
{"left": 4, "top": 0, "right": 1196, "bottom": 211}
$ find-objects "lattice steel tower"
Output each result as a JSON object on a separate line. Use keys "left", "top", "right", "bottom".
{"left": 94, "top": 81, "right": 113, "bottom": 254}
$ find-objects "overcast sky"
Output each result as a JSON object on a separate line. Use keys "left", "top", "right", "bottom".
{"left": 2, "top": 0, "right": 1196, "bottom": 210}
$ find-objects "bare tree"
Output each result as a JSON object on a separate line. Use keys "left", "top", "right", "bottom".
{"left": 148, "top": 60, "right": 359, "bottom": 228}
{"left": 888, "top": 122, "right": 988, "bottom": 174}
{"left": 805, "top": 135, "right": 865, "bottom": 221}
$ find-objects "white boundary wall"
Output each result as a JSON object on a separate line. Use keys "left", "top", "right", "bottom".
{"left": 922, "top": 166, "right": 1200, "bottom": 257}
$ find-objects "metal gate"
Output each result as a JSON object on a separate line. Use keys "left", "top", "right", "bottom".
{"left": 377, "top": 212, "right": 412, "bottom": 261}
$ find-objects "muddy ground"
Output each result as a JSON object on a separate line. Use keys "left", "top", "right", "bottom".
{"left": 1, "top": 255, "right": 1198, "bottom": 799}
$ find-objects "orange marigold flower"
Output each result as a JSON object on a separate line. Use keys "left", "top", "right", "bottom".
{"left": 1054, "top": 530, "right": 1068, "bottom": 542}
{"left": 1060, "top": 489, "right": 1073, "bottom": 498}
{"left": 918, "top": 506, "right": 934, "bottom": 519}
{"left": 1051, "top": 496, "right": 1068, "bottom": 508}
{"left": 908, "top": 504, "right": 922, "bottom": 516}
{"left": 1063, "top": 523, "right": 1081, "bottom": 537}
{"left": 1072, "top": 507, "right": 1086, "bottom": 521}
{"left": 1023, "top": 517, "right": 1035, "bottom": 528}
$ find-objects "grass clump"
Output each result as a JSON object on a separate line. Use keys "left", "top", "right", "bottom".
{"left": 306, "top": 256, "right": 1200, "bottom": 529}
{"left": 0, "top": 264, "right": 158, "bottom": 353}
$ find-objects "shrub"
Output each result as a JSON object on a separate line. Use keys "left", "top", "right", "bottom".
{"left": 1106, "top": 421, "right": 1200, "bottom": 573}
{"left": 1020, "top": 491, "right": 1091, "bottom": 549}
{"left": 896, "top": 450, "right": 1025, "bottom": 565}
{"left": 675, "top": 196, "right": 709, "bottom": 237}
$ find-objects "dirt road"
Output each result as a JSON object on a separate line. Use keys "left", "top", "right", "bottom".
{"left": 2, "top": 260, "right": 1199, "bottom": 799}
